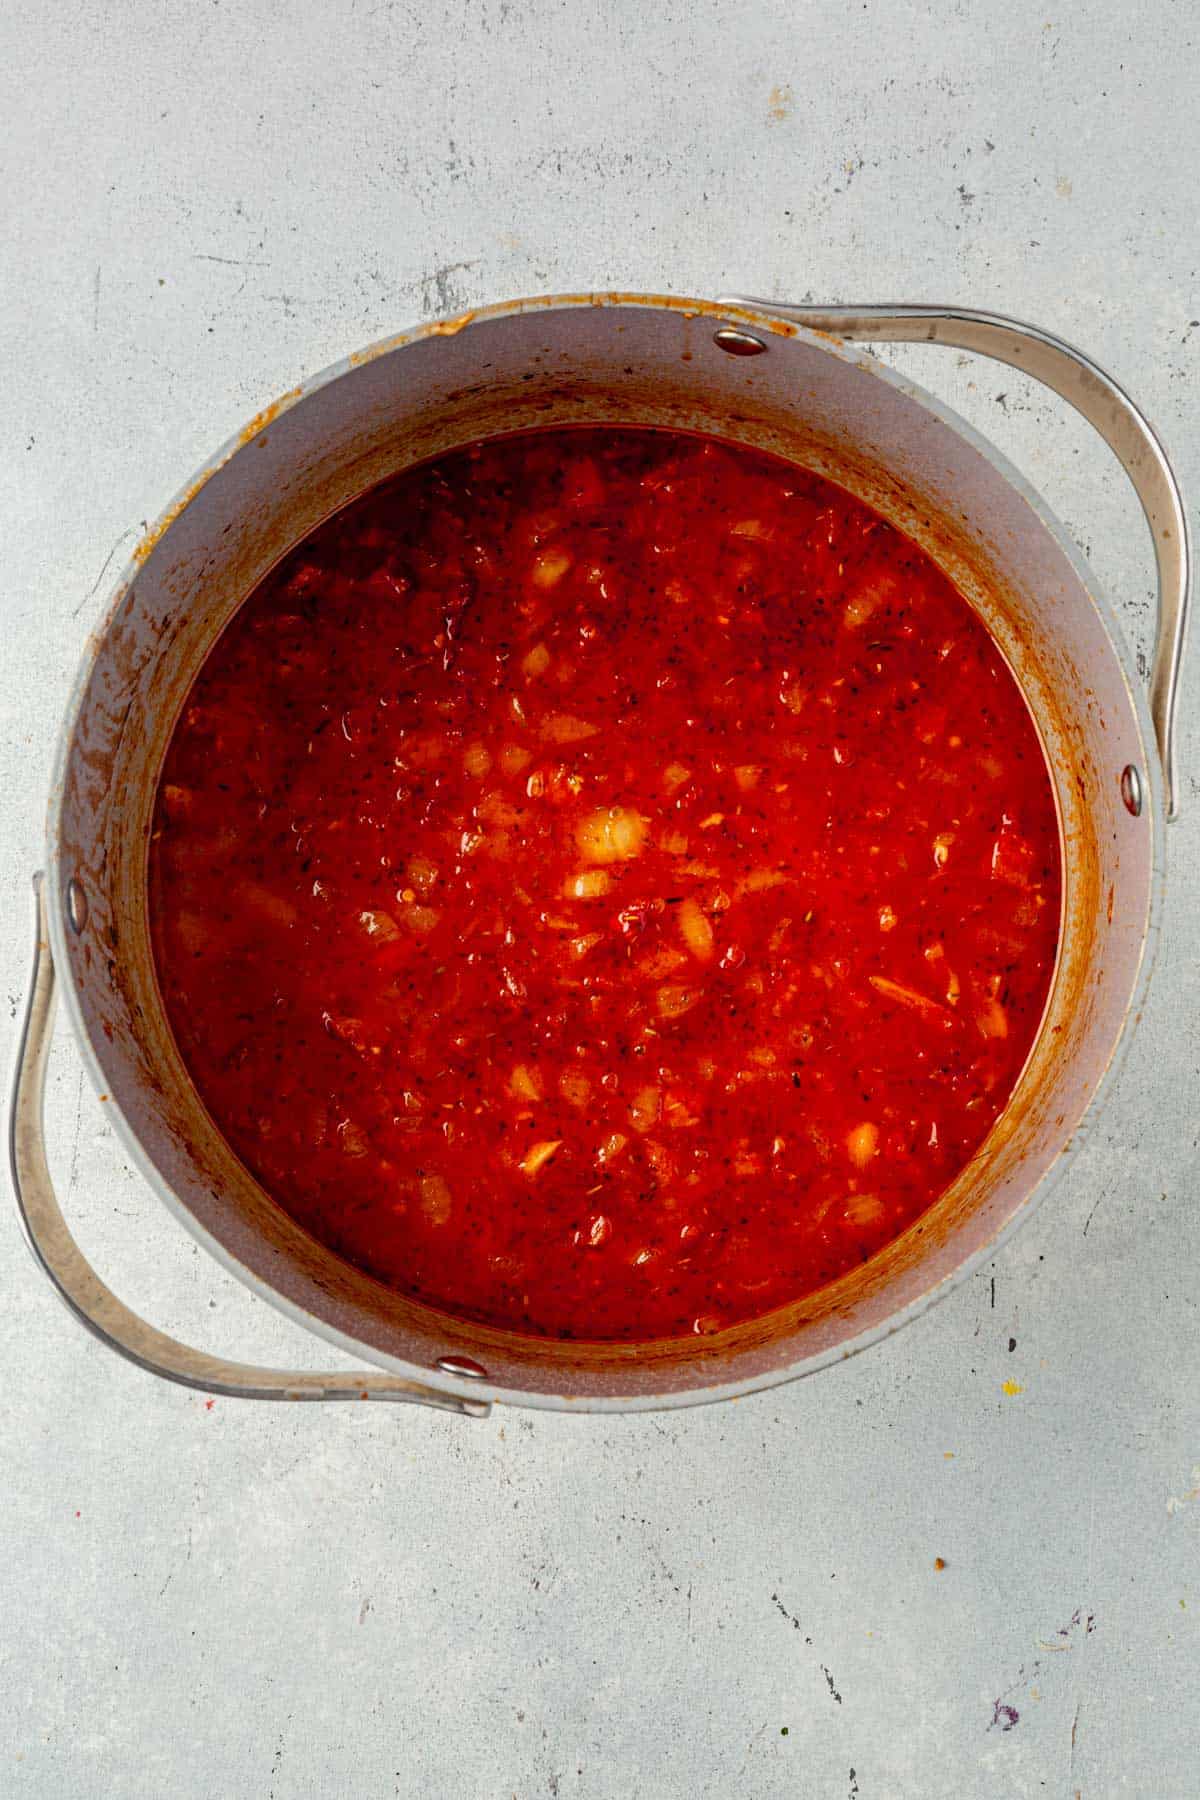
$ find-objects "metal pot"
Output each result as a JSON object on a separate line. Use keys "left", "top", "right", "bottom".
{"left": 10, "top": 295, "right": 1189, "bottom": 1420}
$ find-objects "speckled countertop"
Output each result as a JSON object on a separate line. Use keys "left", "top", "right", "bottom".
{"left": 3, "top": 2, "right": 1197, "bottom": 1795}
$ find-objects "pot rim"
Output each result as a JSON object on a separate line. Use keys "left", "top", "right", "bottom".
{"left": 43, "top": 290, "right": 1166, "bottom": 1411}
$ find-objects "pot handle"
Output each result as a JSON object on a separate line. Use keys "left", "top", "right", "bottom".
{"left": 720, "top": 299, "right": 1190, "bottom": 820}
{"left": 7, "top": 877, "right": 490, "bottom": 1416}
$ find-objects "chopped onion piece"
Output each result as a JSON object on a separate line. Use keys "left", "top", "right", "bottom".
{"left": 596, "top": 1131, "right": 628, "bottom": 1165}
{"left": 678, "top": 897, "right": 715, "bottom": 962}
{"left": 540, "top": 712, "right": 598, "bottom": 744}
{"left": 663, "top": 762, "right": 692, "bottom": 794}
{"left": 419, "top": 1173, "right": 453, "bottom": 1223}
{"left": 338, "top": 1120, "right": 369, "bottom": 1157}
{"left": 933, "top": 832, "right": 954, "bottom": 868}
{"left": 843, "top": 572, "right": 896, "bottom": 629}
{"left": 530, "top": 547, "right": 572, "bottom": 589}
{"left": 585, "top": 1214, "right": 611, "bottom": 1247}
{"left": 735, "top": 868, "right": 788, "bottom": 897}
{"left": 662, "top": 1093, "right": 699, "bottom": 1129}
{"left": 659, "top": 828, "right": 690, "bottom": 855}
{"left": 845, "top": 1191, "right": 885, "bottom": 1226}
{"left": 323, "top": 1014, "right": 379, "bottom": 1056}
{"left": 463, "top": 741, "right": 492, "bottom": 779}
{"left": 564, "top": 869, "right": 611, "bottom": 900}
{"left": 878, "top": 904, "right": 898, "bottom": 933}
{"left": 559, "top": 1068, "right": 591, "bottom": 1108}
{"left": 847, "top": 1121, "right": 878, "bottom": 1168}
{"left": 733, "top": 764, "right": 762, "bottom": 791}
{"left": 643, "top": 1139, "right": 675, "bottom": 1181}
{"left": 868, "top": 974, "right": 951, "bottom": 1023}
{"left": 521, "top": 641, "right": 551, "bottom": 678}
{"left": 509, "top": 1063, "right": 544, "bottom": 1103}
{"left": 576, "top": 806, "right": 646, "bottom": 863}
{"left": 637, "top": 945, "right": 687, "bottom": 979}
{"left": 498, "top": 742, "right": 533, "bottom": 777}
{"left": 477, "top": 791, "right": 521, "bottom": 827}
{"left": 161, "top": 783, "right": 193, "bottom": 820}
{"left": 401, "top": 902, "right": 441, "bottom": 934}
{"left": 359, "top": 908, "right": 400, "bottom": 943}
{"left": 976, "top": 998, "right": 1009, "bottom": 1039}
{"left": 406, "top": 855, "right": 438, "bottom": 896}
{"left": 520, "top": 1139, "right": 563, "bottom": 1177}
{"left": 656, "top": 984, "right": 698, "bottom": 1019}
{"left": 628, "top": 1086, "right": 661, "bottom": 1133}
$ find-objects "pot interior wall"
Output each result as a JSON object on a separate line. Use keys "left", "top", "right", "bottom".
{"left": 51, "top": 296, "right": 1158, "bottom": 1404}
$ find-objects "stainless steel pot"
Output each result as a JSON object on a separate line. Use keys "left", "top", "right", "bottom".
{"left": 10, "top": 294, "right": 1189, "bottom": 1419}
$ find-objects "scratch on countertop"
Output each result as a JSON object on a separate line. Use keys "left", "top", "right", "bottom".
{"left": 1070, "top": 1698, "right": 1081, "bottom": 1791}
{"left": 991, "top": 1609, "right": 1096, "bottom": 1734}
{"left": 74, "top": 525, "right": 140, "bottom": 615}
{"left": 1081, "top": 1188, "right": 1107, "bottom": 1236}
{"left": 74, "top": 527, "right": 139, "bottom": 617}
{"left": 422, "top": 259, "right": 480, "bottom": 315}
{"left": 734, "top": 1722, "right": 768, "bottom": 1783}
{"left": 772, "top": 1594, "right": 843, "bottom": 1705}
{"left": 821, "top": 1665, "right": 843, "bottom": 1705}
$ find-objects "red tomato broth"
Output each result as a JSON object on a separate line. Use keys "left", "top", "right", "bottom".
{"left": 149, "top": 427, "right": 1061, "bottom": 1342}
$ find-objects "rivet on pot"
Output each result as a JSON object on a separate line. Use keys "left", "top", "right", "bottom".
{"left": 66, "top": 878, "right": 89, "bottom": 934}
{"left": 713, "top": 326, "right": 767, "bottom": 357}
{"left": 436, "top": 1355, "right": 488, "bottom": 1380}
{"left": 1120, "top": 764, "right": 1143, "bottom": 817}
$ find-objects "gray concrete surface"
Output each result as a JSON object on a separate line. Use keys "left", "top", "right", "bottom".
{"left": 3, "top": 2, "right": 1198, "bottom": 1794}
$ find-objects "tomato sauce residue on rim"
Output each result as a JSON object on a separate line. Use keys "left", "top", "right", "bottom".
{"left": 149, "top": 427, "right": 1061, "bottom": 1341}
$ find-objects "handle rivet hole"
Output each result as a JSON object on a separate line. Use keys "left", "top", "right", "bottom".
{"left": 436, "top": 1355, "right": 488, "bottom": 1380}
{"left": 66, "top": 878, "right": 88, "bottom": 934}
{"left": 714, "top": 327, "right": 767, "bottom": 357}
{"left": 1120, "top": 764, "right": 1143, "bottom": 817}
